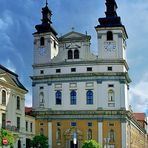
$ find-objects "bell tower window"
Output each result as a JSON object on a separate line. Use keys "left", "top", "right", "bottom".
{"left": 40, "top": 37, "right": 45, "bottom": 46}
{"left": 107, "top": 31, "right": 113, "bottom": 40}
{"left": 74, "top": 49, "right": 79, "bottom": 59}
{"left": 68, "top": 50, "right": 73, "bottom": 59}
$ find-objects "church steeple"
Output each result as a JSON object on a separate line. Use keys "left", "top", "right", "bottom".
{"left": 35, "top": 0, "right": 57, "bottom": 36}
{"left": 97, "top": 0, "right": 123, "bottom": 27}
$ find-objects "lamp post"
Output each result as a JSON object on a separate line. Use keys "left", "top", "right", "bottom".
{"left": 73, "top": 132, "right": 77, "bottom": 148}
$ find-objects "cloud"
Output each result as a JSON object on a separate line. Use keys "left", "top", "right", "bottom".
{"left": 1, "top": 59, "right": 16, "bottom": 73}
{"left": 129, "top": 72, "right": 148, "bottom": 113}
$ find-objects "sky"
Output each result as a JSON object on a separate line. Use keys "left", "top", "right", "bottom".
{"left": 0, "top": 0, "right": 148, "bottom": 115}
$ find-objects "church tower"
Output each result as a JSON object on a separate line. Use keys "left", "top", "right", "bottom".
{"left": 96, "top": 0, "right": 127, "bottom": 60}
{"left": 33, "top": 1, "right": 58, "bottom": 65}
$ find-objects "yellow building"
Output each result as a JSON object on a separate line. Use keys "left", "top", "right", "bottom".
{"left": 32, "top": 0, "right": 148, "bottom": 148}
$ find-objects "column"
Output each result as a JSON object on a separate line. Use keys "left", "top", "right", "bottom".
{"left": 48, "top": 122, "right": 52, "bottom": 148}
{"left": 121, "top": 122, "right": 127, "bottom": 148}
{"left": 98, "top": 121, "right": 103, "bottom": 146}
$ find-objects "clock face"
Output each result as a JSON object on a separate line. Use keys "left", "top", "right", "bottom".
{"left": 39, "top": 48, "right": 46, "bottom": 56}
{"left": 104, "top": 41, "right": 116, "bottom": 52}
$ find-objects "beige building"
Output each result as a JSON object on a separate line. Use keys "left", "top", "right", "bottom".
{"left": 25, "top": 107, "right": 35, "bottom": 148}
{"left": 0, "top": 64, "right": 27, "bottom": 148}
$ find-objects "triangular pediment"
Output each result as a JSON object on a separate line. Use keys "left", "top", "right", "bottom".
{"left": 59, "top": 31, "right": 90, "bottom": 40}
{"left": 0, "top": 73, "right": 17, "bottom": 87}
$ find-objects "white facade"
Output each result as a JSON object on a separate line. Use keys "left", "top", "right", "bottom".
{"left": 0, "top": 65, "right": 28, "bottom": 148}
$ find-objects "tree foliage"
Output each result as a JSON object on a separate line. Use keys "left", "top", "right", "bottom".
{"left": 30, "top": 134, "right": 48, "bottom": 148}
{"left": 82, "top": 140, "right": 101, "bottom": 148}
{"left": 0, "top": 128, "right": 15, "bottom": 146}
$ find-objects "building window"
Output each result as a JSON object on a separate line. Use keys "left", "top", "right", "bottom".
{"left": 68, "top": 50, "right": 73, "bottom": 59}
{"left": 108, "top": 66, "right": 112, "bottom": 71}
{"left": 74, "top": 49, "right": 79, "bottom": 59}
{"left": 71, "top": 68, "right": 76, "bottom": 72}
{"left": 71, "top": 122, "right": 77, "bottom": 127}
{"left": 57, "top": 122, "right": 61, "bottom": 127}
{"left": 107, "top": 31, "right": 113, "bottom": 40}
{"left": 17, "top": 117, "right": 20, "bottom": 130}
{"left": 70, "top": 90, "right": 77, "bottom": 105}
{"left": 17, "top": 96, "right": 20, "bottom": 110}
{"left": 54, "top": 41, "right": 56, "bottom": 48}
{"left": 40, "top": 37, "right": 45, "bottom": 46}
{"left": 26, "top": 121, "right": 28, "bottom": 131}
{"left": 2, "top": 90, "right": 6, "bottom": 105}
{"left": 56, "top": 69, "right": 61, "bottom": 73}
{"left": 87, "top": 67, "right": 92, "bottom": 72}
{"left": 56, "top": 128, "right": 61, "bottom": 141}
{"left": 108, "top": 84, "right": 114, "bottom": 88}
{"left": 30, "top": 123, "right": 33, "bottom": 132}
{"left": 40, "top": 70, "right": 44, "bottom": 74}
{"left": 109, "top": 129, "right": 115, "bottom": 142}
{"left": 88, "top": 122, "right": 92, "bottom": 127}
{"left": 87, "top": 129, "right": 92, "bottom": 140}
{"left": 2, "top": 113, "right": 6, "bottom": 129}
{"left": 86, "top": 90, "right": 93, "bottom": 104}
{"left": 55, "top": 91, "right": 62, "bottom": 105}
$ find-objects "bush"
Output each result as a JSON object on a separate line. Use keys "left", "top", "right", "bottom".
{"left": 82, "top": 140, "right": 101, "bottom": 148}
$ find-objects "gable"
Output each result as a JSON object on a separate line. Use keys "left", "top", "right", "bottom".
{"left": 59, "top": 31, "right": 91, "bottom": 40}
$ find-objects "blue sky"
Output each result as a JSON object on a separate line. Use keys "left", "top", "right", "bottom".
{"left": 0, "top": 0, "right": 148, "bottom": 114}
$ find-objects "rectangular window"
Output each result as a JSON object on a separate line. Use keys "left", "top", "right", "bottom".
{"left": 56, "top": 69, "right": 61, "bottom": 73}
{"left": 30, "top": 123, "right": 33, "bottom": 132}
{"left": 71, "top": 122, "right": 77, "bottom": 127}
{"left": 17, "top": 117, "right": 20, "bottom": 130}
{"left": 88, "top": 122, "right": 92, "bottom": 127}
{"left": 40, "top": 86, "right": 44, "bottom": 89}
{"left": 40, "top": 70, "right": 44, "bottom": 74}
{"left": 2, "top": 113, "right": 6, "bottom": 129}
{"left": 26, "top": 121, "right": 28, "bottom": 131}
{"left": 17, "top": 96, "right": 20, "bottom": 110}
{"left": 108, "top": 84, "right": 114, "bottom": 87}
{"left": 71, "top": 68, "right": 76, "bottom": 72}
{"left": 54, "top": 41, "right": 56, "bottom": 49}
{"left": 108, "top": 67, "right": 112, "bottom": 71}
{"left": 87, "top": 67, "right": 92, "bottom": 72}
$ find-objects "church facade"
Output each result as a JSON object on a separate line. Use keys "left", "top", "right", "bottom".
{"left": 31, "top": 0, "right": 148, "bottom": 148}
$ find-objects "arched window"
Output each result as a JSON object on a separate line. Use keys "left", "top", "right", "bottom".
{"left": 108, "top": 90, "right": 115, "bottom": 102}
{"left": 2, "top": 90, "right": 6, "bottom": 105}
{"left": 87, "top": 129, "right": 92, "bottom": 140}
{"left": 56, "top": 91, "right": 62, "bottom": 105}
{"left": 74, "top": 49, "right": 79, "bottom": 59}
{"left": 86, "top": 90, "right": 93, "bottom": 104}
{"left": 56, "top": 128, "right": 61, "bottom": 141}
{"left": 70, "top": 90, "right": 77, "bottom": 105}
{"left": 109, "top": 129, "right": 115, "bottom": 142}
{"left": 107, "top": 31, "right": 113, "bottom": 40}
{"left": 68, "top": 50, "right": 73, "bottom": 59}
{"left": 17, "top": 96, "right": 20, "bottom": 109}
{"left": 40, "top": 37, "right": 45, "bottom": 46}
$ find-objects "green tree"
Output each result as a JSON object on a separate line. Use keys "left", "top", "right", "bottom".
{"left": 30, "top": 134, "right": 48, "bottom": 148}
{"left": 0, "top": 128, "right": 15, "bottom": 147}
{"left": 82, "top": 140, "right": 101, "bottom": 148}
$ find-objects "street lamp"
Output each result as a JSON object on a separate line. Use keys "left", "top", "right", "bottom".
{"left": 73, "top": 132, "right": 77, "bottom": 148}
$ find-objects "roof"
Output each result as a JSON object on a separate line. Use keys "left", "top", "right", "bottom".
{"left": 133, "top": 113, "right": 147, "bottom": 122}
{"left": 0, "top": 64, "right": 28, "bottom": 92}
{"left": 25, "top": 107, "right": 33, "bottom": 116}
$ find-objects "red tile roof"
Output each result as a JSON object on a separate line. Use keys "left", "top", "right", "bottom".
{"left": 133, "top": 113, "right": 146, "bottom": 122}
{"left": 25, "top": 107, "right": 33, "bottom": 115}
